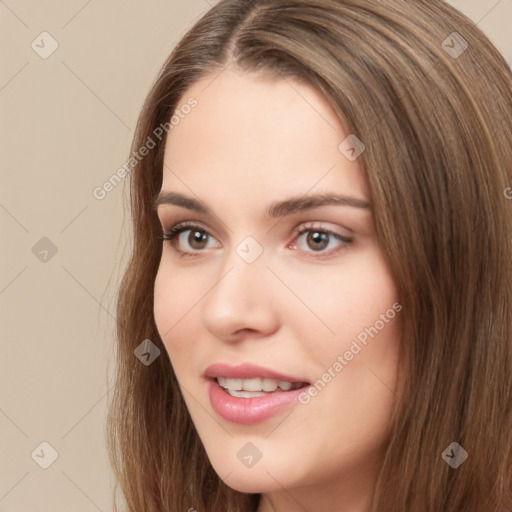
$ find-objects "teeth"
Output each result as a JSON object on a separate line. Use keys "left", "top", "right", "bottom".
{"left": 216, "top": 376, "right": 303, "bottom": 393}
{"left": 227, "top": 389, "right": 267, "bottom": 398}
{"left": 278, "top": 381, "right": 292, "bottom": 391}
{"left": 217, "top": 376, "right": 242, "bottom": 390}
{"left": 243, "top": 377, "right": 263, "bottom": 391}
{"left": 262, "top": 378, "right": 278, "bottom": 392}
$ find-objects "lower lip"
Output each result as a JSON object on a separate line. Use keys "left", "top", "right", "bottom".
{"left": 207, "top": 379, "right": 307, "bottom": 425}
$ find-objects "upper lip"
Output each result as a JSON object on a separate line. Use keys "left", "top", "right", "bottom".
{"left": 204, "top": 363, "right": 309, "bottom": 384}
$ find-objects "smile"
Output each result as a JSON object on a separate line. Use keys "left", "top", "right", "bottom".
{"left": 216, "top": 376, "right": 307, "bottom": 397}
{"left": 204, "top": 363, "right": 311, "bottom": 424}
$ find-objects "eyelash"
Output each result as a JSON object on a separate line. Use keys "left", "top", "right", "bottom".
{"left": 160, "top": 221, "right": 353, "bottom": 259}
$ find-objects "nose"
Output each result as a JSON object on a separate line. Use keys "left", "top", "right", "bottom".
{"left": 200, "top": 245, "right": 280, "bottom": 342}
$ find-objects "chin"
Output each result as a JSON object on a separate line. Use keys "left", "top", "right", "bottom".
{"left": 204, "top": 443, "right": 303, "bottom": 495}
{"left": 219, "top": 468, "right": 280, "bottom": 494}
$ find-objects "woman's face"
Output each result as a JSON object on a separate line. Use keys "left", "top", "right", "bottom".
{"left": 154, "top": 68, "right": 401, "bottom": 510}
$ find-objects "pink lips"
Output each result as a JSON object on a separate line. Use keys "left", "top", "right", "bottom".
{"left": 204, "top": 363, "right": 308, "bottom": 383}
{"left": 204, "top": 363, "right": 310, "bottom": 425}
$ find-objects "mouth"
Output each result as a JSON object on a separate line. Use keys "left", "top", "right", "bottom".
{"left": 215, "top": 376, "right": 309, "bottom": 398}
{"left": 204, "top": 363, "right": 312, "bottom": 424}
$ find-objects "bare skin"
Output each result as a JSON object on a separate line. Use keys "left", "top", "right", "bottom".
{"left": 154, "top": 66, "right": 401, "bottom": 512}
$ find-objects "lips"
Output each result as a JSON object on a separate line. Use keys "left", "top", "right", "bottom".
{"left": 203, "top": 362, "right": 309, "bottom": 383}
{"left": 204, "top": 363, "right": 311, "bottom": 424}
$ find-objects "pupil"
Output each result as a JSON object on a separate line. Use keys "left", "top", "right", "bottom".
{"left": 308, "top": 231, "right": 328, "bottom": 251}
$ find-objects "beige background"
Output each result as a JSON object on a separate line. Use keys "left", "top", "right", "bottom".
{"left": 1, "top": 1, "right": 510, "bottom": 510}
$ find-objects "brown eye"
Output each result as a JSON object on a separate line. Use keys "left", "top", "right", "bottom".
{"left": 188, "top": 230, "right": 209, "bottom": 250}
{"left": 306, "top": 231, "right": 330, "bottom": 251}
{"left": 161, "top": 223, "right": 221, "bottom": 255}
{"left": 291, "top": 226, "right": 353, "bottom": 257}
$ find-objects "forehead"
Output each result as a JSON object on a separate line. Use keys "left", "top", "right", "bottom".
{"left": 162, "top": 68, "right": 368, "bottom": 204}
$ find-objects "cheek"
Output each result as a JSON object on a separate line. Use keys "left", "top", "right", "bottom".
{"left": 305, "top": 254, "right": 401, "bottom": 419}
{"left": 282, "top": 248, "right": 402, "bottom": 433}
{"left": 153, "top": 263, "right": 202, "bottom": 357}
{"left": 154, "top": 269, "right": 176, "bottom": 343}
{"left": 280, "top": 246, "right": 400, "bottom": 356}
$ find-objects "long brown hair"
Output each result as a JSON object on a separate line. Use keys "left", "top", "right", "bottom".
{"left": 106, "top": 1, "right": 512, "bottom": 510}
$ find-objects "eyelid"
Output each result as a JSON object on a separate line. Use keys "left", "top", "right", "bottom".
{"left": 291, "top": 221, "right": 352, "bottom": 238}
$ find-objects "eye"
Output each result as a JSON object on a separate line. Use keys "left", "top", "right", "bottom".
{"left": 290, "top": 224, "right": 353, "bottom": 257}
{"left": 161, "top": 222, "right": 220, "bottom": 256}
{"left": 160, "top": 221, "right": 353, "bottom": 259}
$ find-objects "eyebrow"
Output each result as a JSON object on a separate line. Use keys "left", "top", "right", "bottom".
{"left": 153, "top": 191, "right": 371, "bottom": 217}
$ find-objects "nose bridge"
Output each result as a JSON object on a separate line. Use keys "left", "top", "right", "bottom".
{"left": 201, "top": 235, "right": 278, "bottom": 338}
{"left": 209, "top": 236, "right": 267, "bottom": 308}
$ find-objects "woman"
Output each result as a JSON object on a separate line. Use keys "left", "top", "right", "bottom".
{"left": 107, "top": 1, "right": 512, "bottom": 510}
